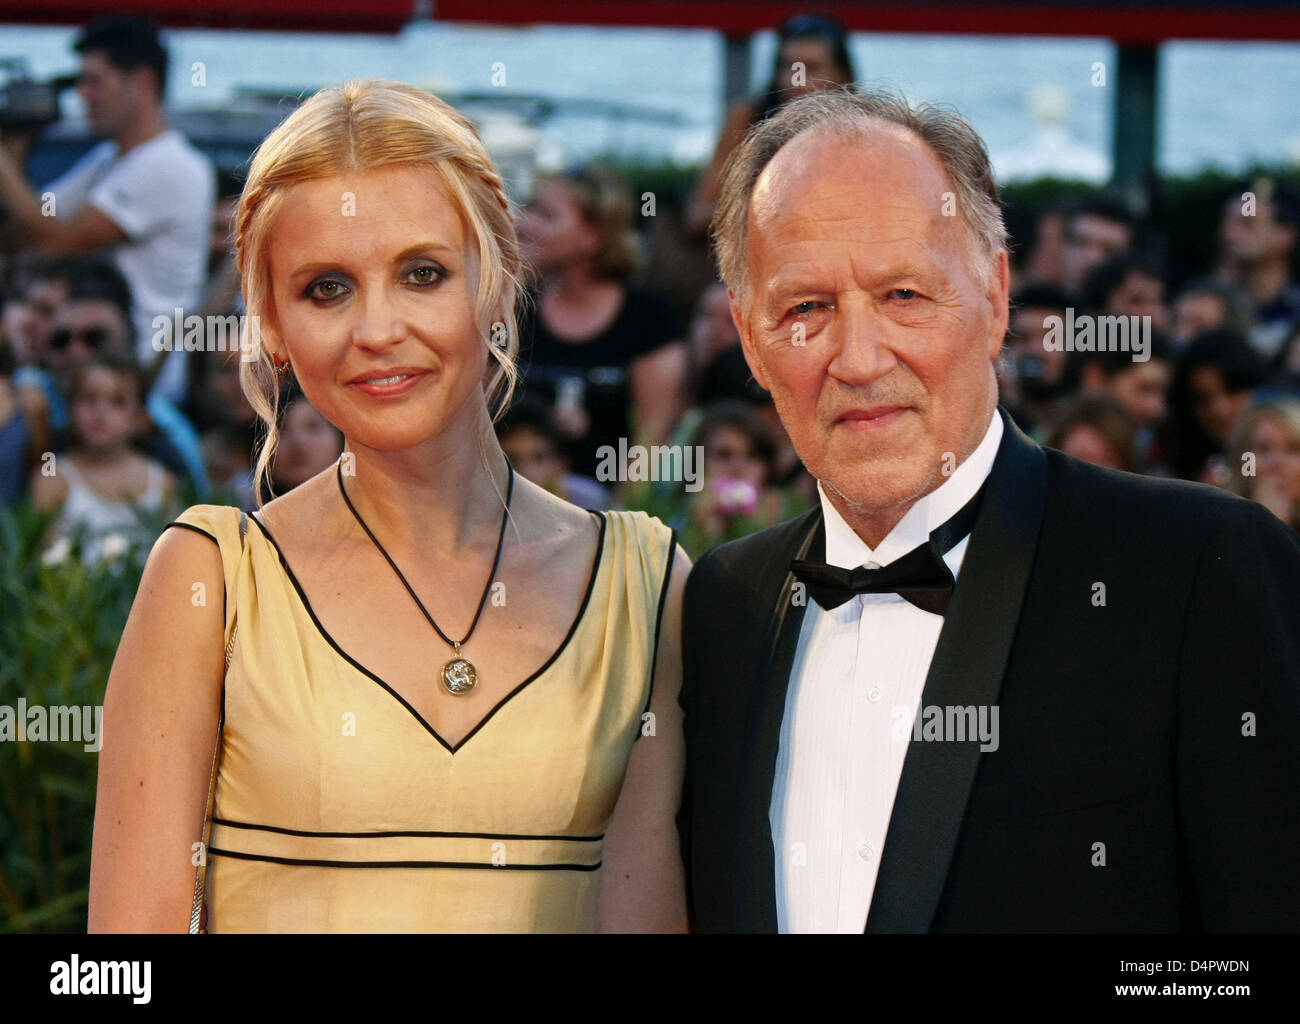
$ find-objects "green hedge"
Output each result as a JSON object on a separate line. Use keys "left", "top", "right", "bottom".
{"left": 0, "top": 502, "right": 152, "bottom": 933}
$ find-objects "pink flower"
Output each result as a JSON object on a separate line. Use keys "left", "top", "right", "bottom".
{"left": 715, "top": 477, "right": 759, "bottom": 517}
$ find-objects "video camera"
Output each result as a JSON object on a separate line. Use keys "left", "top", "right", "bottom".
{"left": 0, "top": 59, "right": 76, "bottom": 132}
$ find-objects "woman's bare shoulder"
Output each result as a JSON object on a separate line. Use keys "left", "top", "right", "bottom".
{"left": 144, "top": 519, "right": 226, "bottom": 592}
{"left": 509, "top": 475, "right": 605, "bottom": 568}
{"left": 516, "top": 473, "right": 602, "bottom": 525}
{"left": 255, "top": 466, "right": 340, "bottom": 542}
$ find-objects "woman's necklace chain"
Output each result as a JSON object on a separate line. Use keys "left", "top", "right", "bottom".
{"left": 336, "top": 457, "right": 515, "bottom": 696}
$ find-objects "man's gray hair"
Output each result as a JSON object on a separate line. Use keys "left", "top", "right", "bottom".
{"left": 713, "top": 87, "right": 1008, "bottom": 308}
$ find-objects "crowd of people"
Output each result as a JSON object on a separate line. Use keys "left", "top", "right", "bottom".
{"left": 2, "top": 13, "right": 1299, "bottom": 569}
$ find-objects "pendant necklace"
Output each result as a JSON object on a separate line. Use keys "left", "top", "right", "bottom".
{"left": 337, "top": 457, "right": 514, "bottom": 696}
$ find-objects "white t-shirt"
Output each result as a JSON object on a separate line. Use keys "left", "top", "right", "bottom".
{"left": 44, "top": 129, "right": 215, "bottom": 403}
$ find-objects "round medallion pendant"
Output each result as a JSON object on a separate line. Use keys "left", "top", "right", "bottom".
{"left": 441, "top": 657, "right": 477, "bottom": 695}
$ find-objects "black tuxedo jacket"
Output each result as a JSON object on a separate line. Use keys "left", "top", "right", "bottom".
{"left": 678, "top": 409, "right": 1300, "bottom": 932}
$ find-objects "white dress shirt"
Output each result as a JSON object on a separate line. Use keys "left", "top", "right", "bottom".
{"left": 770, "top": 411, "right": 1003, "bottom": 933}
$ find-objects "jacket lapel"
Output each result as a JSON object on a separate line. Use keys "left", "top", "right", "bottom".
{"left": 733, "top": 507, "right": 823, "bottom": 932}
{"left": 864, "top": 408, "right": 1048, "bottom": 932}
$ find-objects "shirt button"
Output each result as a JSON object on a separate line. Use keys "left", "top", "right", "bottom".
{"left": 863, "top": 561, "right": 881, "bottom": 570}
{"left": 857, "top": 841, "right": 875, "bottom": 861}
{"left": 867, "top": 687, "right": 883, "bottom": 703}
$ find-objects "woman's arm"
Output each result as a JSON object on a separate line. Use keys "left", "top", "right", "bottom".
{"left": 597, "top": 543, "right": 692, "bottom": 933}
{"left": 87, "top": 525, "right": 226, "bottom": 932}
{"left": 27, "top": 460, "right": 68, "bottom": 512}
{"left": 685, "top": 99, "right": 757, "bottom": 238}
{"left": 629, "top": 341, "right": 689, "bottom": 446}
{"left": 16, "top": 382, "right": 50, "bottom": 468}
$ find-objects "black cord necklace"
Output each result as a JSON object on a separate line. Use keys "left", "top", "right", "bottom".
{"left": 336, "top": 457, "right": 515, "bottom": 696}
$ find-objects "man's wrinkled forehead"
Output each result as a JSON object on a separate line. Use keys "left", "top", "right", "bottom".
{"left": 745, "top": 121, "right": 959, "bottom": 266}
{"left": 750, "top": 122, "right": 950, "bottom": 232}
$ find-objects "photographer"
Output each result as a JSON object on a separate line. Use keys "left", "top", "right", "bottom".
{"left": 0, "top": 15, "right": 213, "bottom": 406}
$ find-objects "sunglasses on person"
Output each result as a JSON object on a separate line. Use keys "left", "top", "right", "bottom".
{"left": 50, "top": 326, "right": 113, "bottom": 350}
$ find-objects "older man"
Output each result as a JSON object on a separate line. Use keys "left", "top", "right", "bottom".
{"left": 677, "top": 89, "right": 1300, "bottom": 933}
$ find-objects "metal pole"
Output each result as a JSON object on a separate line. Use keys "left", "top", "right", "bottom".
{"left": 723, "top": 33, "right": 751, "bottom": 108}
{"left": 1111, "top": 43, "right": 1159, "bottom": 218}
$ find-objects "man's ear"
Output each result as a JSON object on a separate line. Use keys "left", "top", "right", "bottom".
{"left": 129, "top": 64, "right": 161, "bottom": 113}
{"left": 985, "top": 250, "right": 1011, "bottom": 361}
{"left": 729, "top": 287, "right": 770, "bottom": 392}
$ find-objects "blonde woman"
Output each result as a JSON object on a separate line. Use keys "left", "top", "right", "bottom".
{"left": 88, "top": 79, "right": 690, "bottom": 933}
{"left": 515, "top": 165, "right": 688, "bottom": 477}
{"left": 1229, "top": 396, "right": 1300, "bottom": 532}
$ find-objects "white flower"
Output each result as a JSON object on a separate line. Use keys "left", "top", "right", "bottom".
{"left": 41, "top": 536, "right": 73, "bottom": 566}
{"left": 98, "top": 533, "right": 130, "bottom": 561}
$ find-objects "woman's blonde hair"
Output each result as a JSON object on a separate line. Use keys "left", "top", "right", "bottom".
{"left": 537, "top": 164, "right": 641, "bottom": 282}
{"left": 236, "top": 78, "right": 523, "bottom": 504}
{"left": 1228, "top": 396, "right": 1300, "bottom": 498}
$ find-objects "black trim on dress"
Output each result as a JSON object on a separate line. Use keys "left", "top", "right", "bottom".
{"left": 247, "top": 508, "right": 608, "bottom": 755}
{"left": 635, "top": 526, "right": 679, "bottom": 739}
{"left": 163, "top": 519, "right": 222, "bottom": 624}
{"left": 211, "top": 816, "right": 603, "bottom": 842}
{"left": 208, "top": 848, "right": 601, "bottom": 871}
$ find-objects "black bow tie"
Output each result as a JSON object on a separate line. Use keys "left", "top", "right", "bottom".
{"left": 790, "top": 483, "right": 985, "bottom": 616}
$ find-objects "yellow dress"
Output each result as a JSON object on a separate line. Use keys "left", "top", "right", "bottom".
{"left": 168, "top": 503, "right": 676, "bottom": 933}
